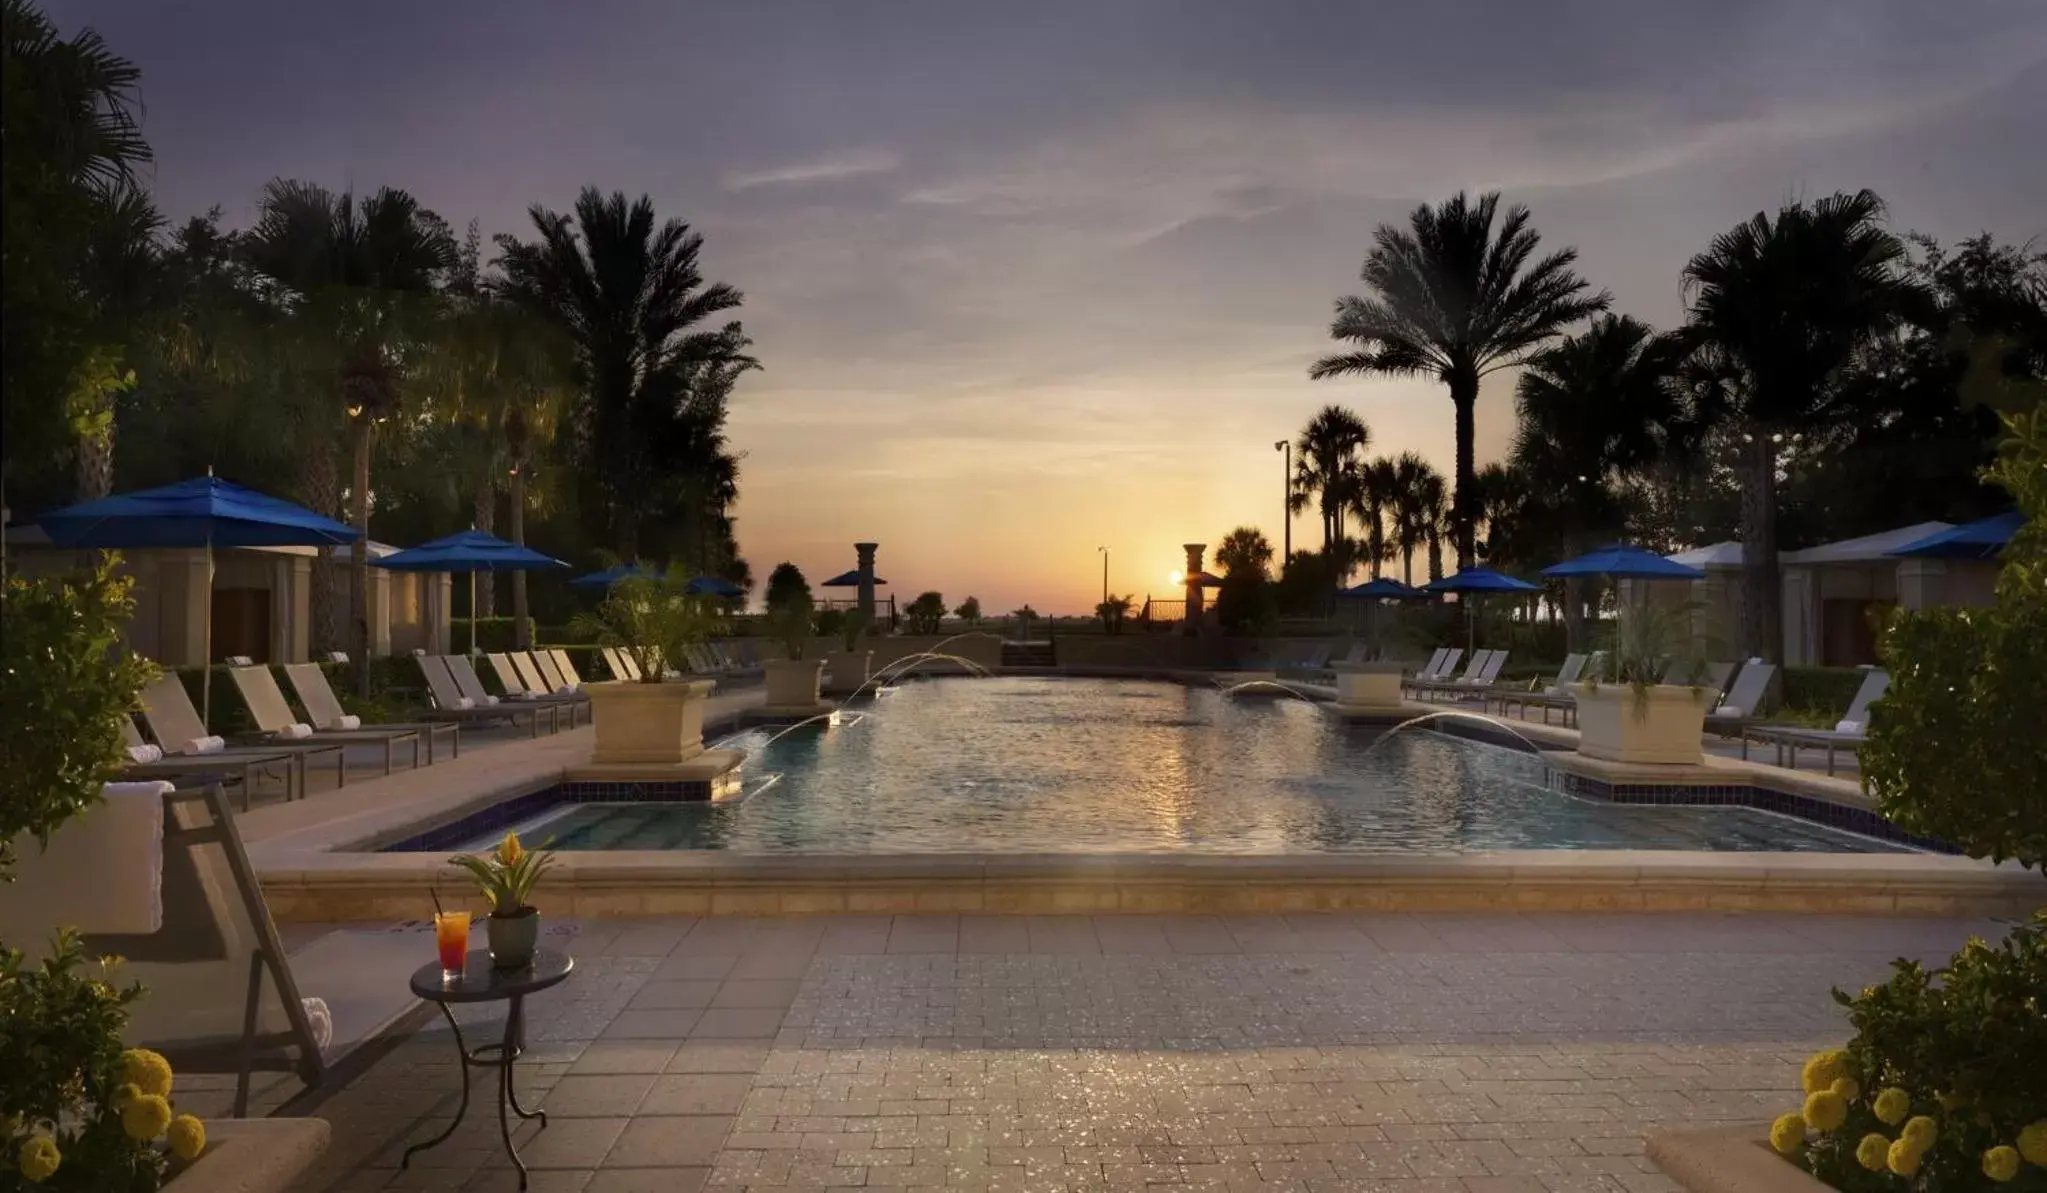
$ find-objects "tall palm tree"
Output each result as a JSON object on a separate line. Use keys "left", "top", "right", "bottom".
{"left": 1215, "top": 526, "right": 1276, "bottom": 581}
{"left": 1310, "top": 192, "right": 1609, "bottom": 570}
{"left": 1512, "top": 314, "right": 1684, "bottom": 648}
{"left": 1348, "top": 456, "right": 1399, "bottom": 580}
{"left": 1385, "top": 453, "right": 1445, "bottom": 587}
{"left": 241, "top": 179, "right": 456, "bottom": 680}
{"left": 1681, "top": 190, "right": 1921, "bottom": 661}
{"left": 1287, "top": 405, "right": 1370, "bottom": 564}
{"left": 495, "top": 188, "right": 750, "bottom": 561}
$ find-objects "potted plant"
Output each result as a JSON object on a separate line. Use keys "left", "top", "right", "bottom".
{"left": 761, "top": 593, "right": 825, "bottom": 709}
{"left": 824, "top": 609, "right": 873, "bottom": 697}
{"left": 571, "top": 571, "right": 720, "bottom": 765}
{"left": 448, "top": 831, "right": 555, "bottom": 970}
{"left": 1572, "top": 601, "right": 1715, "bottom": 765}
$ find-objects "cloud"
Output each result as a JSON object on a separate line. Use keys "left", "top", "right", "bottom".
{"left": 720, "top": 148, "right": 901, "bottom": 190}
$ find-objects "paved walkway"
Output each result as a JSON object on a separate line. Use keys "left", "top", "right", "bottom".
{"left": 256, "top": 911, "right": 2008, "bottom": 1193}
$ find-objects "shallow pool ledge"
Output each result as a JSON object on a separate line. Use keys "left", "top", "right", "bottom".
{"left": 256, "top": 849, "right": 2044, "bottom": 922}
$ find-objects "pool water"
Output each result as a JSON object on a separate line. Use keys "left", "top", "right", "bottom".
{"left": 514, "top": 677, "right": 1903, "bottom": 854}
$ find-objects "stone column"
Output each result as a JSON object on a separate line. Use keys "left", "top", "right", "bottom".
{"left": 855, "top": 542, "right": 878, "bottom": 621}
{"left": 270, "top": 555, "right": 313, "bottom": 663}
{"left": 1183, "top": 544, "right": 1206, "bottom": 628}
{"left": 365, "top": 567, "right": 393, "bottom": 657}
{"left": 1896, "top": 559, "right": 1947, "bottom": 611}
{"left": 428, "top": 573, "right": 453, "bottom": 655}
{"left": 1780, "top": 565, "right": 1817, "bottom": 665}
{"left": 156, "top": 548, "right": 213, "bottom": 667}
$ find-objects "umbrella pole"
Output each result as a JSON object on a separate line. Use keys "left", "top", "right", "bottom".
{"left": 201, "top": 531, "right": 215, "bottom": 733}
{"left": 470, "top": 571, "right": 477, "bottom": 655}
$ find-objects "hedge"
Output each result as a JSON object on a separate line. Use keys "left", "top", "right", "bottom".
{"left": 1781, "top": 666, "right": 1871, "bottom": 717}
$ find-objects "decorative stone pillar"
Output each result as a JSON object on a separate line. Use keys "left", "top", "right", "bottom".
{"left": 855, "top": 542, "right": 878, "bottom": 621}
{"left": 1183, "top": 544, "right": 1206, "bottom": 627}
{"left": 272, "top": 555, "right": 312, "bottom": 663}
{"left": 1895, "top": 559, "right": 1947, "bottom": 611}
{"left": 157, "top": 548, "right": 213, "bottom": 667}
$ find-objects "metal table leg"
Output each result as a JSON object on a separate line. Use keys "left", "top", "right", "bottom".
{"left": 401, "top": 993, "right": 548, "bottom": 1189}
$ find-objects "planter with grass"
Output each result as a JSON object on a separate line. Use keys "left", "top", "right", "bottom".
{"left": 824, "top": 611, "right": 874, "bottom": 697}
{"left": 573, "top": 572, "right": 722, "bottom": 765}
{"left": 760, "top": 590, "right": 832, "bottom": 718}
{"left": 1571, "top": 603, "right": 1715, "bottom": 766}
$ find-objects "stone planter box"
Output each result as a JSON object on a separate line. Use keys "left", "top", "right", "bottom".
{"left": 167, "top": 1117, "right": 330, "bottom": 1193}
{"left": 1573, "top": 682, "right": 1710, "bottom": 765}
{"left": 1648, "top": 1124, "right": 1829, "bottom": 1193}
{"left": 1333, "top": 661, "right": 1405, "bottom": 711}
{"left": 764, "top": 658, "right": 826, "bottom": 709}
{"left": 585, "top": 678, "right": 715, "bottom": 765}
{"left": 824, "top": 649, "right": 872, "bottom": 696}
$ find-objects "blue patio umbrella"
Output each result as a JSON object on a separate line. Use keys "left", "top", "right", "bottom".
{"left": 36, "top": 474, "right": 361, "bottom": 728}
{"left": 821, "top": 569, "right": 887, "bottom": 587}
{"left": 1887, "top": 511, "right": 2025, "bottom": 560}
{"left": 376, "top": 529, "right": 568, "bottom": 654}
{"left": 1338, "top": 576, "right": 1428, "bottom": 599}
{"left": 1541, "top": 543, "right": 1706, "bottom": 581}
{"left": 1424, "top": 568, "right": 1540, "bottom": 653}
{"left": 567, "top": 562, "right": 664, "bottom": 590}
{"left": 685, "top": 575, "right": 744, "bottom": 599}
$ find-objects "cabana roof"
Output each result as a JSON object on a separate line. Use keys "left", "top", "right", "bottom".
{"left": 1780, "top": 521, "right": 1951, "bottom": 566}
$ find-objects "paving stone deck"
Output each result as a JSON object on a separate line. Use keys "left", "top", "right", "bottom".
{"left": 203, "top": 910, "right": 2015, "bottom": 1193}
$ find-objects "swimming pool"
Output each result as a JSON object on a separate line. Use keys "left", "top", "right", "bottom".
{"left": 441, "top": 677, "right": 1905, "bottom": 855}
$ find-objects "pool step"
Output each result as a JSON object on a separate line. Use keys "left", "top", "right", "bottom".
{"left": 1001, "top": 640, "right": 1056, "bottom": 668}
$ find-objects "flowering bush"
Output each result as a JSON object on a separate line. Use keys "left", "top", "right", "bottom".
{"left": 1768, "top": 911, "right": 2046, "bottom": 1192}
{"left": 0, "top": 931, "right": 207, "bottom": 1188}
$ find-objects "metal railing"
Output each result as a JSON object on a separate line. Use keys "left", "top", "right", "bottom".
{"left": 1139, "top": 598, "right": 1186, "bottom": 629}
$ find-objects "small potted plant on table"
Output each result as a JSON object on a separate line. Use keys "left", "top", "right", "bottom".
{"left": 449, "top": 831, "right": 555, "bottom": 970}
{"left": 824, "top": 610, "right": 873, "bottom": 697}
{"left": 572, "top": 571, "right": 720, "bottom": 765}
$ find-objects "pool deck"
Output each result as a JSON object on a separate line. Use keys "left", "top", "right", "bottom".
{"left": 238, "top": 685, "right": 2042, "bottom": 923}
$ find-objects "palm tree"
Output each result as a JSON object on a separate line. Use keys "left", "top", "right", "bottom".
{"left": 241, "top": 179, "right": 457, "bottom": 680}
{"left": 1215, "top": 526, "right": 1276, "bottom": 581}
{"left": 1346, "top": 456, "right": 1399, "bottom": 580}
{"left": 1385, "top": 453, "right": 1445, "bottom": 587}
{"left": 1512, "top": 314, "right": 1684, "bottom": 648}
{"left": 1287, "top": 405, "right": 1370, "bottom": 564}
{"left": 1681, "top": 191, "right": 1921, "bottom": 661}
{"left": 495, "top": 188, "right": 750, "bottom": 561}
{"left": 1310, "top": 192, "right": 1610, "bottom": 570}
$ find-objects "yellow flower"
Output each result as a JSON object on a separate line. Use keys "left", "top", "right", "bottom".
{"left": 121, "top": 1093, "right": 171, "bottom": 1141}
{"left": 1888, "top": 1138, "right": 1923, "bottom": 1177}
{"left": 2018, "top": 1121, "right": 2047, "bottom": 1166}
{"left": 1983, "top": 1146, "right": 2021, "bottom": 1183}
{"left": 1801, "top": 1049, "right": 1850, "bottom": 1095}
{"left": 166, "top": 1114, "right": 206, "bottom": 1161}
{"left": 1903, "top": 1116, "right": 1938, "bottom": 1150}
{"left": 1830, "top": 1077, "right": 1860, "bottom": 1103}
{"left": 120, "top": 1047, "right": 173, "bottom": 1098}
{"left": 496, "top": 831, "right": 524, "bottom": 868}
{"left": 1855, "top": 1134, "right": 1890, "bottom": 1172}
{"left": 110, "top": 1082, "right": 141, "bottom": 1110}
{"left": 17, "top": 1137, "right": 60, "bottom": 1183}
{"left": 1804, "top": 1089, "right": 1848, "bottom": 1133}
{"left": 1874, "top": 1087, "right": 1911, "bottom": 1126}
{"left": 1770, "top": 1113, "right": 1807, "bottom": 1155}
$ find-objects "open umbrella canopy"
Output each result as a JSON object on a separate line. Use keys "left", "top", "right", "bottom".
{"left": 821, "top": 569, "right": 887, "bottom": 587}
{"left": 1887, "top": 511, "right": 2025, "bottom": 560}
{"left": 1541, "top": 544, "right": 1706, "bottom": 580}
{"left": 567, "top": 563, "right": 664, "bottom": 589}
{"left": 686, "top": 576, "right": 744, "bottom": 598}
{"left": 36, "top": 475, "right": 358, "bottom": 549}
{"left": 1338, "top": 576, "right": 1427, "bottom": 599}
{"left": 1424, "top": 567, "right": 1540, "bottom": 594}
{"left": 374, "top": 529, "right": 567, "bottom": 573}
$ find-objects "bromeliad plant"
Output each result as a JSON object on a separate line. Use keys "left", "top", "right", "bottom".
{"left": 448, "top": 831, "right": 555, "bottom": 919}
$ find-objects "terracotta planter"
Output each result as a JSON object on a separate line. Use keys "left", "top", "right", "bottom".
{"left": 487, "top": 908, "right": 540, "bottom": 969}
{"left": 824, "top": 649, "right": 873, "bottom": 696}
{"left": 585, "top": 678, "right": 715, "bottom": 765}
{"left": 763, "top": 658, "right": 825, "bottom": 707}
{"left": 1572, "top": 682, "right": 1710, "bottom": 765}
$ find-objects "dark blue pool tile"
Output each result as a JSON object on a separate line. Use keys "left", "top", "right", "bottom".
{"left": 1548, "top": 769, "right": 1954, "bottom": 853}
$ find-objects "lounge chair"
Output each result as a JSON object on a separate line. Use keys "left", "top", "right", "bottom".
{"left": 1276, "top": 642, "right": 1336, "bottom": 681}
{"left": 117, "top": 716, "right": 302, "bottom": 807}
{"left": 1404, "top": 648, "right": 1463, "bottom": 690}
{"left": 526, "top": 649, "right": 577, "bottom": 695}
{"left": 280, "top": 663, "right": 459, "bottom": 764}
{"left": 136, "top": 675, "right": 347, "bottom": 806}
{"left": 1412, "top": 647, "right": 1450, "bottom": 681}
{"left": 1741, "top": 669, "right": 1890, "bottom": 776}
{"left": 1410, "top": 649, "right": 1490, "bottom": 698}
{"left": 83, "top": 782, "right": 428, "bottom": 1115}
{"left": 1488, "top": 653, "right": 1584, "bottom": 720}
{"left": 446, "top": 656, "right": 570, "bottom": 734}
{"left": 597, "top": 646, "right": 639, "bottom": 681}
{"left": 227, "top": 665, "right": 423, "bottom": 776}
{"left": 547, "top": 649, "right": 590, "bottom": 689}
{"left": 1702, "top": 662, "right": 1780, "bottom": 738}
{"left": 418, "top": 656, "right": 559, "bottom": 737}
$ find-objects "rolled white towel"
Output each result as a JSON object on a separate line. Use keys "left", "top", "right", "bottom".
{"left": 1835, "top": 719, "right": 1865, "bottom": 735}
{"left": 455, "top": 696, "right": 474, "bottom": 710}
{"left": 301, "top": 997, "right": 333, "bottom": 1052}
{"left": 274, "top": 722, "right": 314, "bottom": 740}
{"left": 327, "top": 651, "right": 349, "bottom": 664}
{"left": 484, "top": 694, "right": 500, "bottom": 706}
{"left": 1714, "top": 704, "right": 1744, "bottom": 717}
{"left": 335, "top": 714, "right": 361, "bottom": 730}
{"left": 226, "top": 655, "right": 254, "bottom": 667}
{"left": 126, "top": 743, "right": 164, "bottom": 764}
{"left": 556, "top": 685, "right": 576, "bottom": 697}
{"left": 184, "top": 735, "right": 226, "bottom": 755}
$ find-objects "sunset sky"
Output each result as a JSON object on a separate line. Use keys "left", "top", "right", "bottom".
{"left": 53, "top": 0, "right": 2047, "bottom": 613}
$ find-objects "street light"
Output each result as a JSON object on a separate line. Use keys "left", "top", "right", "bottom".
{"left": 1274, "top": 440, "right": 1291, "bottom": 563}
{"left": 1097, "top": 546, "right": 1109, "bottom": 605}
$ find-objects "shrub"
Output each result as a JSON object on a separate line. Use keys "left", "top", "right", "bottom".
{"left": 1863, "top": 410, "right": 2047, "bottom": 868}
{"left": 0, "top": 931, "right": 210, "bottom": 1189}
{"left": 1772, "top": 912, "right": 2047, "bottom": 1193}
{"left": 904, "top": 592, "right": 946, "bottom": 636}
{"left": 446, "top": 616, "right": 535, "bottom": 652}
{"left": 1784, "top": 667, "right": 1871, "bottom": 719}
{"left": 0, "top": 557, "right": 157, "bottom": 880}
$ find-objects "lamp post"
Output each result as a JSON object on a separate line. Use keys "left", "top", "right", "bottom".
{"left": 1097, "top": 546, "right": 1109, "bottom": 606}
{"left": 1274, "top": 440, "right": 1291, "bottom": 563}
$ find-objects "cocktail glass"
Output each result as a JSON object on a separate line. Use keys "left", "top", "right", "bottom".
{"left": 435, "top": 911, "right": 471, "bottom": 982}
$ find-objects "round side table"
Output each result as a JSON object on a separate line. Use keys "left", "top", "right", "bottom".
{"left": 401, "top": 949, "right": 574, "bottom": 1189}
